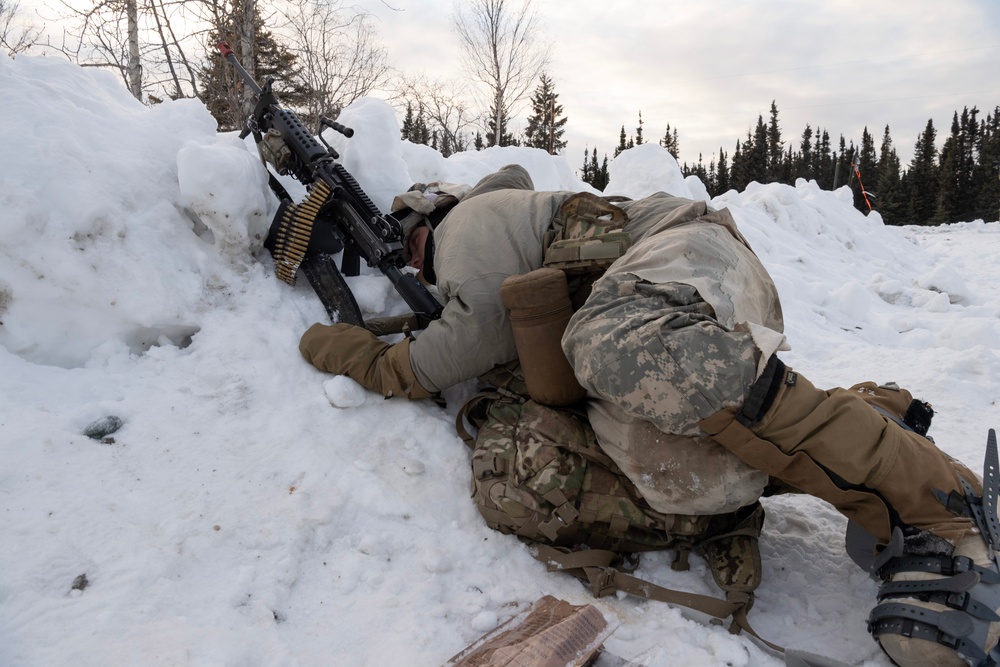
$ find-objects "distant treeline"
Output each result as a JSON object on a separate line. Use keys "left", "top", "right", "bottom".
{"left": 581, "top": 102, "right": 1000, "bottom": 226}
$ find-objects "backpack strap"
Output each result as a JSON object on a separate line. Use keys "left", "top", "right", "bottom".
{"left": 530, "top": 543, "right": 787, "bottom": 655}
{"left": 456, "top": 360, "right": 531, "bottom": 447}
{"left": 455, "top": 391, "right": 499, "bottom": 448}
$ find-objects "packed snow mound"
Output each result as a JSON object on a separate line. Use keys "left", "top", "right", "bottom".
{"left": 0, "top": 54, "right": 273, "bottom": 368}
{"left": 605, "top": 142, "right": 694, "bottom": 200}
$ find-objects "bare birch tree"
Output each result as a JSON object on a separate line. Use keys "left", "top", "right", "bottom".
{"left": 51, "top": 0, "right": 202, "bottom": 101}
{"left": 280, "top": 0, "right": 392, "bottom": 129}
{"left": 125, "top": 0, "right": 141, "bottom": 97}
{"left": 451, "top": 0, "right": 549, "bottom": 147}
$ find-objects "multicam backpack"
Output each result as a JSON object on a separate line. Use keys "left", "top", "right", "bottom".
{"left": 455, "top": 366, "right": 778, "bottom": 645}
{"left": 458, "top": 385, "right": 710, "bottom": 554}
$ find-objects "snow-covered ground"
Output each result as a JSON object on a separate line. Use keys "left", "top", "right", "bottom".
{"left": 2, "top": 53, "right": 999, "bottom": 666}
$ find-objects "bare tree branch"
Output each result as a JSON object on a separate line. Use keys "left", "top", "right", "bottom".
{"left": 0, "top": 0, "right": 42, "bottom": 54}
{"left": 279, "top": 0, "right": 393, "bottom": 129}
{"left": 45, "top": 0, "right": 209, "bottom": 102}
{"left": 451, "top": 0, "right": 549, "bottom": 146}
{"left": 396, "top": 74, "right": 477, "bottom": 156}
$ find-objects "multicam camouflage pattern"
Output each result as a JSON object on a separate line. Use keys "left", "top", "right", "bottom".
{"left": 695, "top": 504, "right": 765, "bottom": 595}
{"left": 549, "top": 191, "right": 628, "bottom": 240}
{"left": 543, "top": 192, "right": 633, "bottom": 277}
{"left": 468, "top": 396, "right": 717, "bottom": 553}
{"left": 463, "top": 367, "right": 764, "bottom": 596}
{"left": 258, "top": 128, "right": 292, "bottom": 173}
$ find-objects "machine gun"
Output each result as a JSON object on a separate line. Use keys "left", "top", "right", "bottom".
{"left": 218, "top": 41, "right": 442, "bottom": 331}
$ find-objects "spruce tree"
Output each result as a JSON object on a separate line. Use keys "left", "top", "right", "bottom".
{"left": 400, "top": 102, "right": 416, "bottom": 141}
{"left": 854, "top": 127, "right": 878, "bottom": 213}
{"left": 973, "top": 107, "right": 1000, "bottom": 221}
{"left": 635, "top": 110, "right": 644, "bottom": 146}
{"left": 875, "top": 125, "right": 904, "bottom": 224}
{"left": 955, "top": 107, "right": 980, "bottom": 222}
{"left": 691, "top": 153, "right": 709, "bottom": 184}
{"left": 200, "top": 24, "right": 307, "bottom": 132}
{"left": 485, "top": 98, "right": 516, "bottom": 147}
{"left": 412, "top": 103, "right": 430, "bottom": 146}
{"left": 906, "top": 119, "right": 939, "bottom": 225}
{"left": 747, "top": 115, "right": 768, "bottom": 183}
{"left": 835, "top": 136, "right": 854, "bottom": 190}
{"left": 730, "top": 139, "right": 746, "bottom": 191}
{"left": 590, "top": 148, "right": 603, "bottom": 188}
{"left": 793, "top": 124, "right": 814, "bottom": 181}
{"left": 766, "top": 101, "right": 785, "bottom": 182}
{"left": 716, "top": 148, "right": 730, "bottom": 194}
{"left": 815, "top": 129, "right": 833, "bottom": 189}
{"left": 934, "top": 112, "right": 964, "bottom": 224}
{"left": 581, "top": 146, "right": 593, "bottom": 184}
{"left": 614, "top": 125, "right": 628, "bottom": 157}
{"left": 659, "top": 124, "right": 680, "bottom": 158}
{"left": 524, "top": 73, "right": 568, "bottom": 154}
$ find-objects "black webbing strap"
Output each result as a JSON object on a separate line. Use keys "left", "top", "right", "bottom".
{"left": 869, "top": 602, "right": 991, "bottom": 665}
{"left": 737, "top": 355, "right": 787, "bottom": 427}
{"left": 531, "top": 544, "right": 786, "bottom": 654}
{"left": 877, "top": 554, "right": 1000, "bottom": 585}
{"left": 877, "top": 571, "right": 1000, "bottom": 622}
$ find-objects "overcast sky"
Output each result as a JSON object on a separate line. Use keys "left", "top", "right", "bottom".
{"left": 370, "top": 0, "right": 1000, "bottom": 175}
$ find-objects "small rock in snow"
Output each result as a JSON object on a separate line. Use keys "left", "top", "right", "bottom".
{"left": 83, "top": 416, "right": 123, "bottom": 439}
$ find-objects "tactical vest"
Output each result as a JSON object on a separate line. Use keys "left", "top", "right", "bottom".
{"left": 541, "top": 192, "right": 632, "bottom": 309}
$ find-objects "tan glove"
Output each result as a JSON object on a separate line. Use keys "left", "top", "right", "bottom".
{"left": 299, "top": 323, "right": 433, "bottom": 400}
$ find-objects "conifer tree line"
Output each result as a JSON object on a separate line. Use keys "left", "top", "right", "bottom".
{"left": 586, "top": 102, "right": 1000, "bottom": 226}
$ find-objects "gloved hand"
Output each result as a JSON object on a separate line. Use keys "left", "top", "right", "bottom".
{"left": 299, "top": 323, "right": 433, "bottom": 400}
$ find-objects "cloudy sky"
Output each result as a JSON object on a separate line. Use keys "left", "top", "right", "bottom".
{"left": 371, "top": 0, "right": 1000, "bottom": 175}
